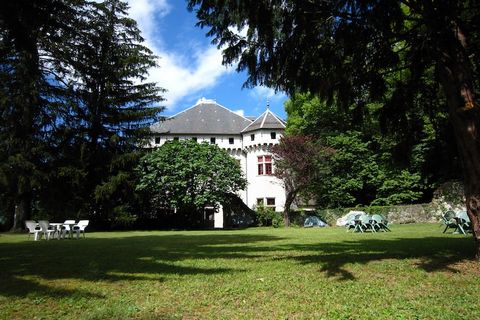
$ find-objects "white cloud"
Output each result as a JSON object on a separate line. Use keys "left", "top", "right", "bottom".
{"left": 151, "top": 47, "right": 234, "bottom": 108}
{"left": 127, "top": 0, "right": 234, "bottom": 111}
{"left": 228, "top": 25, "right": 248, "bottom": 39}
{"left": 128, "top": 0, "right": 170, "bottom": 40}
{"left": 249, "top": 86, "right": 287, "bottom": 104}
{"left": 233, "top": 109, "right": 245, "bottom": 117}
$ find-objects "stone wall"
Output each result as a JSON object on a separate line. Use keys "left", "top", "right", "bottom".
{"left": 316, "top": 181, "right": 466, "bottom": 225}
{"left": 379, "top": 203, "right": 464, "bottom": 224}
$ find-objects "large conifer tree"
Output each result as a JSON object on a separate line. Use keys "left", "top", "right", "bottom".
{"left": 0, "top": 0, "right": 75, "bottom": 230}
{"left": 46, "top": 0, "right": 165, "bottom": 226}
{"left": 1, "top": 0, "right": 164, "bottom": 229}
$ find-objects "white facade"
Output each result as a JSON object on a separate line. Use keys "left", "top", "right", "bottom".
{"left": 150, "top": 98, "right": 287, "bottom": 226}
{"left": 243, "top": 144, "right": 286, "bottom": 212}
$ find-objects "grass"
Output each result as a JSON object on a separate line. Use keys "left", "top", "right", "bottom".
{"left": 0, "top": 224, "right": 479, "bottom": 319}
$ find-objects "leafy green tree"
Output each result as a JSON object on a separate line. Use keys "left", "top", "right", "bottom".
{"left": 285, "top": 92, "right": 440, "bottom": 208}
{"left": 285, "top": 93, "right": 356, "bottom": 137}
{"left": 136, "top": 140, "right": 247, "bottom": 227}
{"left": 188, "top": 0, "right": 480, "bottom": 258}
{"left": 318, "top": 132, "right": 380, "bottom": 207}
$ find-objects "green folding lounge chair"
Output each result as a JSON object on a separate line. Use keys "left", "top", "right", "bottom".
{"left": 442, "top": 211, "right": 457, "bottom": 233}
{"left": 455, "top": 211, "right": 471, "bottom": 234}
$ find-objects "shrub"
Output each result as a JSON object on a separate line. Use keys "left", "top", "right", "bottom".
{"left": 254, "top": 205, "right": 276, "bottom": 226}
{"left": 272, "top": 213, "right": 284, "bottom": 228}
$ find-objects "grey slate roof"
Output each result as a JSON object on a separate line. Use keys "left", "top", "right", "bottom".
{"left": 150, "top": 100, "right": 253, "bottom": 135}
{"left": 241, "top": 109, "right": 286, "bottom": 133}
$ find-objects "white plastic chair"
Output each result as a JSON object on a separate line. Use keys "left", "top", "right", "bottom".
{"left": 72, "top": 220, "right": 89, "bottom": 239}
{"left": 38, "top": 220, "right": 56, "bottom": 240}
{"left": 61, "top": 219, "right": 76, "bottom": 239}
{"left": 25, "top": 220, "right": 41, "bottom": 241}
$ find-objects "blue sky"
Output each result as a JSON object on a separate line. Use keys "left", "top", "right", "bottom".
{"left": 126, "top": 0, "right": 288, "bottom": 119}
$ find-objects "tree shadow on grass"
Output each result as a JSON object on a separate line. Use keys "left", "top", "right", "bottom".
{"left": 1, "top": 276, "right": 106, "bottom": 299}
{"left": 0, "top": 231, "right": 475, "bottom": 299}
{"left": 0, "top": 233, "right": 282, "bottom": 299}
{"left": 285, "top": 236, "right": 474, "bottom": 280}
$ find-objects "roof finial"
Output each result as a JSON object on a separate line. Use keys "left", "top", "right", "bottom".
{"left": 266, "top": 99, "right": 270, "bottom": 110}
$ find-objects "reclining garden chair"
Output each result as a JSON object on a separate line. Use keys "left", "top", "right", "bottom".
{"left": 455, "top": 211, "right": 471, "bottom": 234}
{"left": 358, "top": 214, "right": 375, "bottom": 232}
{"left": 345, "top": 214, "right": 357, "bottom": 232}
{"left": 371, "top": 214, "right": 391, "bottom": 232}
{"left": 442, "top": 210, "right": 457, "bottom": 233}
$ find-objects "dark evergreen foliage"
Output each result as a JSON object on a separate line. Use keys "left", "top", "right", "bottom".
{"left": 0, "top": 0, "right": 165, "bottom": 230}
{"left": 51, "top": 0, "right": 165, "bottom": 228}
{"left": 0, "top": 0, "right": 76, "bottom": 230}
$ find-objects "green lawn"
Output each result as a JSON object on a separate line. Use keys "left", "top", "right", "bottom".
{"left": 0, "top": 224, "right": 478, "bottom": 319}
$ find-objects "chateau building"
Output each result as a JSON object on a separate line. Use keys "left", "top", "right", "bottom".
{"left": 150, "top": 98, "right": 286, "bottom": 227}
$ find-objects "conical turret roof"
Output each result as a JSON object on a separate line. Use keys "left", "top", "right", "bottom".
{"left": 241, "top": 109, "right": 286, "bottom": 133}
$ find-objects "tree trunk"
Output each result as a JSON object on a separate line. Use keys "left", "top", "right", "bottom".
{"left": 283, "top": 189, "right": 298, "bottom": 227}
{"left": 11, "top": 197, "right": 31, "bottom": 232}
{"left": 283, "top": 206, "right": 291, "bottom": 228}
{"left": 2, "top": 4, "right": 41, "bottom": 232}
{"left": 11, "top": 176, "right": 33, "bottom": 232}
{"left": 436, "top": 24, "right": 480, "bottom": 260}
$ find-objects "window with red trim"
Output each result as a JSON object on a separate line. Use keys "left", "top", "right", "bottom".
{"left": 257, "top": 155, "right": 273, "bottom": 175}
{"left": 258, "top": 164, "right": 264, "bottom": 175}
{"left": 265, "top": 163, "right": 272, "bottom": 175}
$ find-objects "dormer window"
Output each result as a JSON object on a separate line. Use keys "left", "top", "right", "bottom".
{"left": 271, "top": 132, "right": 276, "bottom": 139}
